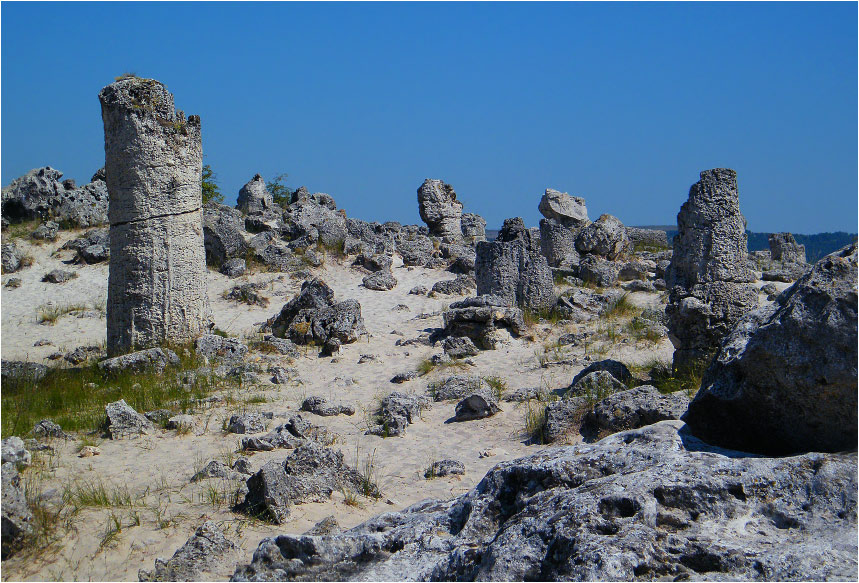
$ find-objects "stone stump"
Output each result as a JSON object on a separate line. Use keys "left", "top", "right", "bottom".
{"left": 99, "top": 77, "right": 210, "bottom": 355}
{"left": 417, "top": 179, "right": 463, "bottom": 241}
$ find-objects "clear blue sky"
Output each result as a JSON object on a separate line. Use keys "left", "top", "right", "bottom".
{"left": 2, "top": 2, "right": 856, "bottom": 234}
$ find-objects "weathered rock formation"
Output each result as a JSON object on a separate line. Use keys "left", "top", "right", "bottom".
{"left": 538, "top": 188, "right": 589, "bottom": 228}
{"left": 442, "top": 295, "right": 526, "bottom": 349}
{"left": 539, "top": 218, "right": 579, "bottom": 268}
{"left": 1, "top": 463, "right": 33, "bottom": 559}
{"left": 665, "top": 169, "right": 757, "bottom": 372}
{"left": 626, "top": 227, "right": 669, "bottom": 249}
{"left": 683, "top": 243, "right": 858, "bottom": 455}
{"left": 232, "top": 421, "right": 857, "bottom": 582}
{"left": 99, "top": 77, "right": 210, "bottom": 355}
{"left": 139, "top": 521, "right": 236, "bottom": 581}
{"left": 417, "top": 179, "right": 462, "bottom": 240}
{"left": 575, "top": 214, "right": 631, "bottom": 260}
{"left": 460, "top": 212, "right": 486, "bottom": 242}
{"left": 2, "top": 166, "right": 108, "bottom": 228}
{"left": 768, "top": 232, "right": 806, "bottom": 264}
{"left": 475, "top": 218, "right": 554, "bottom": 311}
{"left": 203, "top": 203, "right": 247, "bottom": 266}
{"left": 236, "top": 174, "right": 274, "bottom": 215}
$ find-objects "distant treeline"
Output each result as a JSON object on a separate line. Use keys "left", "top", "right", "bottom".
{"left": 486, "top": 227, "right": 856, "bottom": 263}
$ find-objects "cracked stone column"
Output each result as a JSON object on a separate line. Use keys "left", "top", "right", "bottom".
{"left": 99, "top": 77, "right": 210, "bottom": 355}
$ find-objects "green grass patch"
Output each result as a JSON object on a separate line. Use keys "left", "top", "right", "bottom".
{"left": 601, "top": 293, "right": 640, "bottom": 320}
{"left": 1, "top": 348, "right": 229, "bottom": 437}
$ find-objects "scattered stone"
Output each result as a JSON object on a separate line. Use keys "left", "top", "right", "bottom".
{"left": 625, "top": 227, "right": 669, "bottom": 249}
{"left": 300, "top": 396, "right": 355, "bottom": 417}
{"left": 355, "top": 253, "right": 392, "bottom": 273}
{"left": 428, "top": 375, "right": 492, "bottom": 402}
{"left": 358, "top": 354, "right": 378, "bottom": 364}
{"left": 138, "top": 521, "right": 236, "bottom": 582}
{"left": 227, "top": 412, "right": 273, "bottom": 434}
{"left": 362, "top": 270, "right": 397, "bottom": 291}
{"left": 425, "top": 459, "right": 465, "bottom": 478}
{"left": 390, "top": 370, "right": 419, "bottom": 384}
{"left": 269, "top": 366, "right": 298, "bottom": 385}
{"left": 1, "top": 360, "right": 48, "bottom": 383}
{"left": 451, "top": 394, "right": 500, "bottom": 422}
{"left": 760, "top": 282, "right": 778, "bottom": 299}
{"left": 1, "top": 463, "right": 33, "bottom": 559}
{"left": 42, "top": 268, "right": 76, "bottom": 283}
{"left": 571, "top": 359, "right": 632, "bottom": 387}
{"left": 442, "top": 336, "right": 479, "bottom": 359}
{"left": 78, "top": 244, "right": 109, "bottom": 264}
{"left": 408, "top": 285, "right": 429, "bottom": 296}
{"left": 431, "top": 274, "right": 475, "bottom": 295}
{"left": 504, "top": 386, "right": 546, "bottom": 402}
{"left": 4, "top": 277, "right": 21, "bottom": 289}
{"left": 240, "top": 437, "right": 275, "bottom": 452}
{"left": 305, "top": 516, "right": 341, "bottom": 536}
{"left": 191, "top": 460, "right": 245, "bottom": 483}
{"left": 144, "top": 409, "right": 173, "bottom": 425}
{"left": 64, "top": 345, "right": 102, "bottom": 365}
{"left": 219, "top": 257, "right": 246, "bottom": 278}
{"left": 31, "top": 221, "right": 59, "bottom": 241}
{"left": 166, "top": 414, "right": 198, "bottom": 433}
{"left": 104, "top": 399, "right": 153, "bottom": 438}
{"left": 32, "top": 419, "right": 70, "bottom": 440}
{"left": 78, "top": 446, "right": 101, "bottom": 458}
{"left": 100, "top": 77, "right": 211, "bottom": 355}
{"left": 417, "top": 179, "right": 463, "bottom": 240}
{"left": 99, "top": 347, "right": 179, "bottom": 374}
{"left": 577, "top": 255, "right": 621, "bottom": 287}
{"left": 366, "top": 392, "right": 430, "bottom": 437}
{"left": 538, "top": 188, "right": 589, "bottom": 228}
{"left": 233, "top": 421, "right": 858, "bottom": 581}
{"left": 195, "top": 334, "right": 248, "bottom": 364}
{"left": 237, "top": 442, "right": 363, "bottom": 523}
{"left": 1, "top": 437, "right": 31, "bottom": 468}
{"left": 1, "top": 243, "right": 24, "bottom": 274}
{"left": 233, "top": 457, "right": 253, "bottom": 475}
{"left": 684, "top": 243, "right": 858, "bottom": 455}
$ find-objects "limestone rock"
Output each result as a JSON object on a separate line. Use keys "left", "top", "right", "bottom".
{"left": 431, "top": 274, "right": 475, "bottom": 296}
{"left": 1, "top": 242, "right": 24, "bottom": 274}
{"left": 237, "top": 442, "right": 362, "bottom": 524}
{"left": 582, "top": 385, "right": 690, "bottom": 439}
{"left": 42, "top": 269, "right": 76, "bottom": 283}
{"left": 220, "top": 258, "right": 246, "bottom": 278}
{"left": 442, "top": 336, "right": 479, "bottom": 359}
{"left": 31, "top": 221, "right": 59, "bottom": 241}
{"left": 577, "top": 255, "right": 621, "bottom": 287}
{"left": 236, "top": 174, "right": 274, "bottom": 215}
{"left": 227, "top": 413, "right": 273, "bottom": 434}
{"left": 99, "top": 348, "right": 179, "bottom": 374}
{"left": 460, "top": 213, "right": 486, "bottom": 242}
{"left": 268, "top": 278, "right": 366, "bottom": 347}
{"left": 575, "top": 214, "right": 631, "bottom": 260}
{"left": 543, "top": 398, "right": 588, "bottom": 443}
{"left": 769, "top": 232, "right": 806, "bottom": 264}
{"left": 190, "top": 460, "right": 245, "bottom": 483}
{"left": 683, "top": 243, "right": 858, "bottom": 455}
{"left": 203, "top": 203, "right": 247, "bottom": 267}
{"left": 417, "top": 179, "right": 463, "bottom": 240}
{"left": 538, "top": 188, "right": 589, "bottom": 227}
{"left": 232, "top": 421, "right": 859, "bottom": 582}
{"left": 539, "top": 218, "right": 579, "bottom": 268}
{"left": 31, "top": 420, "right": 69, "bottom": 440}
{"left": 566, "top": 370, "right": 627, "bottom": 401}
{"left": 138, "top": 521, "right": 236, "bottom": 581}
{"left": 1, "top": 360, "right": 48, "bottom": 383}
{"left": 1, "top": 463, "right": 33, "bottom": 559}
{"left": 571, "top": 359, "right": 633, "bottom": 386}
{"left": 425, "top": 459, "right": 465, "bottom": 478}
{"left": 99, "top": 77, "right": 210, "bottom": 355}
{"left": 362, "top": 270, "right": 397, "bottom": 291}
{"left": 442, "top": 295, "right": 526, "bottom": 350}
{"left": 1, "top": 166, "right": 108, "bottom": 228}
{"left": 626, "top": 227, "right": 669, "bottom": 249}
{"left": 428, "top": 375, "right": 492, "bottom": 402}
{"left": 1, "top": 437, "right": 31, "bottom": 468}
{"left": 451, "top": 394, "right": 500, "bottom": 422}
{"left": 366, "top": 392, "right": 429, "bottom": 437}
{"left": 300, "top": 396, "right": 355, "bottom": 417}
{"left": 104, "top": 399, "right": 153, "bottom": 438}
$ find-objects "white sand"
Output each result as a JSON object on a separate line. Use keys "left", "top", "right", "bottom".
{"left": 1, "top": 231, "right": 676, "bottom": 581}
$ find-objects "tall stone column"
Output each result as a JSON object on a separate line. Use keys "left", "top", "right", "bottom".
{"left": 99, "top": 77, "right": 210, "bottom": 355}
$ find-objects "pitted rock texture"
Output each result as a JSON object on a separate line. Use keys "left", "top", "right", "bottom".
{"left": 1, "top": 463, "right": 33, "bottom": 559}
{"left": 139, "top": 521, "right": 236, "bottom": 581}
{"left": 442, "top": 295, "right": 526, "bottom": 350}
{"left": 1, "top": 242, "right": 24, "bottom": 274}
{"left": 538, "top": 188, "right": 589, "bottom": 227}
{"left": 99, "top": 347, "right": 179, "bottom": 374}
{"left": 236, "top": 174, "right": 274, "bottom": 215}
{"left": 232, "top": 421, "right": 858, "bottom": 582}
{"left": 626, "top": 227, "right": 669, "bottom": 249}
{"left": 475, "top": 219, "right": 554, "bottom": 311}
{"left": 104, "top": 399, "right": 153, "bottom": 438}
{"left": 768, "top": 232, "right": 806, "bottom": 264}
{"left": 2, "top": 166, "right": 108, "bottom": 228}
{"left": 365, "top": 392, "right": 430, "bottom": 437}
{"left": 417, "top": 179, "right": 463, "bottom": 240}
{"left": 204, "top": 203, "right": 247, "bottom": 266}
{"left": 683, "top": 244, "right": 858, "bottom": 455}
{"left": 460, "top": 212, "right": 486, "bottom": 242}
{"left": 539, "top": 218, "right": 579, "bottom": 268}
{"left": 267, "top": 278, "right": 366, "bottom": 347}
{"left": 575, "top": 213, "right": 631, "bottom": 260}
{"left": 665, "top": 169, "right": 757, "bottom": 371}
{"left": 99, "top": 77, "right": 210, "bottom": 355}
{"left": 582, "top": 385, "right": 690, "bottom": 440}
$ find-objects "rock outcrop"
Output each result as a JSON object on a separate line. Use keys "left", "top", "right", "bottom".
{"left": 203, "top": 203, "right": 247, "bottom": 266}
{"left": 417, "top": 179, "right": 463, "bottom": 240}
{"left": 233, "top": 421, "right": 857, "bottom": 582}
{"left": 768, "top": 232, "right": 806, "bottom": 264}
{"left": 460, "top": 213, "right": 486, "bottom": 243}
{"left": 442, "top": 295, "right": 526, "bottom": 349}
{"left": 537, "top": 188, "right": 589, "bottom": 228}
{"left": 99, "top": 77, "right": 210, "bottom": 355}
{"left": 683, "top": 243, "right": 858, "bottom": 455}
{"left": 539, "top": 218, "right": 579, "bottom": 268}
{"left": 139, "top": 521, "right": 236, "bottom": 581}
{"left": 1, "top": 166, "right": 108, "bottom": 228}
{"left": 1, "top": 463, "right": 33, "bottom": 559}
{"left": 665, "top": 169, "right": 757, "bottom": 372}
{"left": 475, "top": 218, "right": 554, "bottom": 311}
{"left": 575, "top": 214, "right": 631, "bottom": 260}
{"left": 236, "top": 174, "right": 274, "bottom": 215}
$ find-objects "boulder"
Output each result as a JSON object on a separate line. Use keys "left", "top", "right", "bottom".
{"left": 227, "top": 413, "right": 273, "bottom": 434}
{"left": 190, "top": 460, "right": 245, "bottom": 483}
{"left": 104, "top": 399, "right": 153, "bottom": 438}
{"left": 577, "top": 255, "right": 621, "bottom": 287}
{"left": 366, "top": 392, "right": 429, "bottom": 437}
{"left": 417, "top": 179, "right": 463, "bottom": 240}
{"left": 236, "top": 174, "right": 274, "bottom": 215}
{"left": 138, "top": 521, "right": 236, "bottom": 581}
{"left": 237, "top": 442, "right": 362, "bottom": 523}
{"left": 543, "top": 398, "right": 588, "bottom": 443}
{"left": 442, "top": 295, "right": 526, "bottom": 350}
{"left": 1, "top": 243, "right": 24, "bottom": 274}
{"left": 362, "top": 270, "right": 397, "bottom": 291}
{"left": 31, "top": 221, "right": 59, "bottom": 241}
{"left": 267, "top": 278, "right": 366, "bottom": 347}
{"left": 431, "top": 274, "right": 475, "bottom": 295}
{"left": 31, "top": 419, "right": 69, "bottom": 440}
{"left": 1, "top": 437, "right": 31, "bottom": 468}
{"left": 234, "top": 421, "right": 858, "bottom": 582}
{"left": 625, "top": 227, "right": 669, "bottom": 249}
{"left": 79, "top": 244, "right": 109, "bottom": 264}
{"left": 203, "top": 203, "right": 247, "bottom": 267}
{"left": 1, "top": 463, "right": 33, "bottom": 559}
{"left": 1, "top": 166, "right": 108, "bottom": 228}
{"left": 451, "top": 394, "right": 500, "bottom": 422}
{"left": 42, "top": 269, "right": 76, "bottom": 283}
{"left": 683, "top": 243, "right": 858, "bottom": 455}
{"left": 571, "top": 359, "right": 633, "bottom": 386}
{"left": 581, "top": 385, "right": 690, "bottom": 440}
{"left": 761, "top": 262, "right": 810, "bottom": 282}
{"left": 99, "top": 347, "right": 179, "bottom": 374}
{"left": 300, "top": 396, "right": 355, "bottom": 417}
{"left": 538, "top": 188, "right": 589, "bottom": 228}
{"left": 566, "top": 370, "right": 627, "bottom": 401}
{"left": 460, "top": 213, "right": 486, "bottom": 242}
{"left": 428, "top": 375, "right": 492, "bottom": 402}
{"left": 441, "top": 336, "right": 479, "bottom": 359}
{"left": 220, "top": 258, "right": 246, "bottom": 278}
{"left": 575, "top": 214, "right": 631, "bottom": 260}
{"left": 1, "top": 360, "right": 48, "bottom": 384}
{"left": 395, "top": 234, "right": 436, "bottom": 267}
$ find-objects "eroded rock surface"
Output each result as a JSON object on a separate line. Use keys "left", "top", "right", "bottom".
{"left": 417, "top": 179, "right": 463, "bottom": 240}
{"left": 139, "top": 521, "right": 236, "bottom": 581}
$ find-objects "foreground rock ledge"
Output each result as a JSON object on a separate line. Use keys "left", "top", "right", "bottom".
{"left": 232, "top": 421, "right": 857, "bottom": 581}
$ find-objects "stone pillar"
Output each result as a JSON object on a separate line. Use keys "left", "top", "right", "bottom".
{"left": 99, "top": 77, "right": 210, "bottom": 355}
{"left": 769, "top": 232, "right": 806, "bottom": 264}
{"left": 417, "top": 179, "right": 463, "bottom": 241}
{"left": 665, "top": 168, "right": 757, "bottom": 373}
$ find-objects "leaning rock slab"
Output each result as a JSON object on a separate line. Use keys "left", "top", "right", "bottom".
{"left": 683, "top": 243, "right": 858, "bottom": 455}
{"left": 104, "top": 399, "right": 153, "bottom": 438}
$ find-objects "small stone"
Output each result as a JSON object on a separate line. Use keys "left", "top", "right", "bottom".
{"left": 425, "top": 459, "right": 465, "bottom": 478}
{"left": 78, "top": 446, "right": 101, "bottom": 458}
{"left": 42, "top": 269, "right": 76, "bottom": 283}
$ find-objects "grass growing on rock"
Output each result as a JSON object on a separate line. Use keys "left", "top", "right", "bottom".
{"left": 1, "top": 347, "right": 233, "bottom": 437}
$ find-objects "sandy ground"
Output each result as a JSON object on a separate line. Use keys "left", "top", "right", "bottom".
{"left": 0, "top": 230, "right": 780, "bottom": 581}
